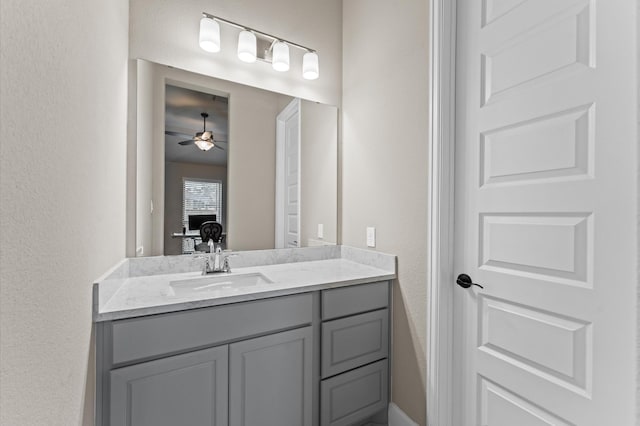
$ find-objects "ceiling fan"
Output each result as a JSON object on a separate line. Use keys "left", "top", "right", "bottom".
{"left": 165, "top": 112, "right": 227, "bottom": 152}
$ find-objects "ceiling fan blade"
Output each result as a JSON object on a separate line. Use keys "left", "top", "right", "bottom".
{"left": 166, "top": 130, "right": 193, "bottom": 138}
{"left": 178, "top": 140, "right": 195, "bottom": 145}
{"left": 213, "top": 144, "right": 225, "bottom": 151}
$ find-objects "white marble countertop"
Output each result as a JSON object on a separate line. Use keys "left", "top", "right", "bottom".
{"left": 93, "top": 246, "right": 396, "bottom": 322}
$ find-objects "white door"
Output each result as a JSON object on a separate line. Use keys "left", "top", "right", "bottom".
{"left": 453, "top": 1, "right": 637, "bottom": 425}
{"left": 276, "top": 99, "right": 301, "bottom": 248}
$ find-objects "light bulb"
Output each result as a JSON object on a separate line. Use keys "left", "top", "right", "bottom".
{"left": 272, "top": 41, "right": 290, "bottom": 72}
{"left": 195, "top": 140, "right": 214, "bottom": 151}
{"left": 237, "top": 30, "right": 257, "bottom": 63}
{"left": 302, "top": 51, "right": 319, "bottom": 80}
{"left": 199, "top": 17, "right": 221, "bottom": 53}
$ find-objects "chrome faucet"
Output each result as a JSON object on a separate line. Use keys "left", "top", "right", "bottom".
{"left": 201, "top": 241, "right": 232, "bottom": 275}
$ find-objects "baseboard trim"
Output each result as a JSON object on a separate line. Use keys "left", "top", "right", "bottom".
{"left": 388, "top": 403, "right": 418, "bottom": 426}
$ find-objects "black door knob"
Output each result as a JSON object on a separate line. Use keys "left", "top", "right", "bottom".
{"left": 456, "top": 273, "right": 484, "bottom": 289}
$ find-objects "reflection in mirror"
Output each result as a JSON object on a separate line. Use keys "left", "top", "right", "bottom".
{"left": 133, "top": 60, "right": 338, "bottom": 256}
{"left": 164, "top": 85, "right": 229, "bottom": 255}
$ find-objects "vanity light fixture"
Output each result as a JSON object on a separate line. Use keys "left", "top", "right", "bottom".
{"left": 271, "top": 41, "right": 290, "bottom": 72}
{"left": 199, "top": 12, "right": 319, "bottom": 80}
{"left": 237, "top": 30, "right": 257, "bottom": 63}
{"left": 302, "top": 51, "right": 319, "bottom": 80}
{"left": 199, "top": 17, "right": 221, "bottom": 53}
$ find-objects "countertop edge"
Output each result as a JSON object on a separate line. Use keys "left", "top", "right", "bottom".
{"left": 94, "top": 272, "right": 396, "bottom": 322}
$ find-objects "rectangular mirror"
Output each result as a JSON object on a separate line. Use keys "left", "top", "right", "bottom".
{"left": 132, "top": 60, "right": 338, "bottom": 256}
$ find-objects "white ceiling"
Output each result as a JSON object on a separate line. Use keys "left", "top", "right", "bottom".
{"left": 164, "top": 84, "right": 229, "bottom": 166}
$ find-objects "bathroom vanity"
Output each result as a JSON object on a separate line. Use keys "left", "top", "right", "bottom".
{"left": 94, "top": 246, "right": 395, "bottom": 426}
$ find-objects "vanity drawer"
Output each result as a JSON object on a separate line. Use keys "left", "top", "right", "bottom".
{"left": 320, "top": 359, "right": 388, "bottom": 426}
{"left": 111, "top": 293, "right": 313, "bottom": 365}
{"left": 321, "top": 309, "right": 388, "bottom": 378}
{"left": 321, "top": 281, "right": 388, "bottom": 320}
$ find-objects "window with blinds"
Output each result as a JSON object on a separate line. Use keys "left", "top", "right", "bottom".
{"left": 182, "top": 179, "right": 223, "bottom": 253}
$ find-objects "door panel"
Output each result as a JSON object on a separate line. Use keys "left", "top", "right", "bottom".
{"left": 478, "top": 296, "right": 590, "bottom": 393}
{"left": 479, "top": 378, "right": 572, "bottom": 426}
{"left": 454, "top": 0, "right": 637, "bottom": 424}
{"left": 479, "top": 105, "right": 593, "bottom": 186}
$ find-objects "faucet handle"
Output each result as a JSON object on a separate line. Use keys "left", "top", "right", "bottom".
{"left": 194, "top": 254, "right": 212, "bottom": 275}
{"left": 202, "top": 257, "right": 210, "bottom": 275}
{"left": 222, "top": 255, "right": 234, "bottom": 273}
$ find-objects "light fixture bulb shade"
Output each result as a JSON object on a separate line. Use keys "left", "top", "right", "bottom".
{"left": 302, "top": 52, "right": 319, "bottom": 80}
{"left": 199, "top": 17, "right": 221, "bottom": 53}
{"left": 195, "top": 139, "right": 215, "bottom": 151}
{"left": 272, "top": 41, "right": 290, "bottom": 72}
{"left": 237, "top": 30, "right": 257, "bottom": 63}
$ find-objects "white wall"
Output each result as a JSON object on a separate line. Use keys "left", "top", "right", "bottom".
{"left": 129, "top": 0, "right": 343, "bottom": 106}
{"left": 342, "top": 1, "right": 429, "bottom": 424}
{"left": 0, "top": 1, "right": 129, "bottom": 425}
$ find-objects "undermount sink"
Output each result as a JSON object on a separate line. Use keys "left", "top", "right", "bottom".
{"left": 169, "top": 272, "right": 273, "bottom": 296}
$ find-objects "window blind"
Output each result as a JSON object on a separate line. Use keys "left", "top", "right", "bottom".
{"left": 182, "top": 179, "right": 223, "bottom": 253}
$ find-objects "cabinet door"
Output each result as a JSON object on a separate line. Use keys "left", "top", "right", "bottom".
{"left": 229, "top": 327, "right": 313, "bottom": 426}
{"left": 110, "top": 345, "right": 228, "bottom": 426}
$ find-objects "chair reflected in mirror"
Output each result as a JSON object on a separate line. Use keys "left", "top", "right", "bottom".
{"left": 194, "top": 221, "right": 223, "bottom": 252}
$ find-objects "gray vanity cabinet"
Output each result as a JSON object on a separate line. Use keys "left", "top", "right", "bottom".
{"left": 98, "top": 282, "right": 390, "bottom": 426}
{"left": 229, "top": 327, "right": 313, "bottom": 426}
{"left": 109, "top": 345, "right": 229, "bottom": 426}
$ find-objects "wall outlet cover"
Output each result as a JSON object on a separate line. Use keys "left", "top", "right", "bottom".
{"left": 317, "top": 223, "right": 324, "bottom": 239}
{"left": 366, "top": 227, "right": 376, "bottom": 247}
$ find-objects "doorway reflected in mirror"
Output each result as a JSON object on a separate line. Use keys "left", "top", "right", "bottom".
{"left": 165, "top": 85, "right": 228, "bottom": 255}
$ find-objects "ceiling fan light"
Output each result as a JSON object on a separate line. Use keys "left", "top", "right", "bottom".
{"left": 195, "top": 140, "right": 215, "bottom": 151}
{"left": 238, "top": 30, "right": 257, "bottom": 63}
{"left": 199, "top": 17, "right": 221, "bottom": 53}
{"left": 272, "top": 41, "right": 290, "bottom": 72}
{"left": 302, "top": 51, "right": 319, "bottom": 80}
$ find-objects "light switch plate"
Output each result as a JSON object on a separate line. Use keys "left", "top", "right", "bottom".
{"left": 317, "top": 224, "right": 324, "bottom": 239}
{"left": 366, "top": 227, "right": 376, "bottom": 247}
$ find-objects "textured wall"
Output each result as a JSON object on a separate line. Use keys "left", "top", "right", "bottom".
{"left": 342, "top": 1, "right": 429, "bottom": 424}
{"left": 0, "top": 1, "right": 129, "bottom": 425}
{"left": 129, "top": 0, "right": 343, "bottom": 106}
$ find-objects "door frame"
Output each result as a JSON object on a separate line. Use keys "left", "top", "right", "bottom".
{"left": 275, "top": 98, "right": 301, "bottom": 248}
{"left": 426, "top": 1, "right": 457, "bottom": 425}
